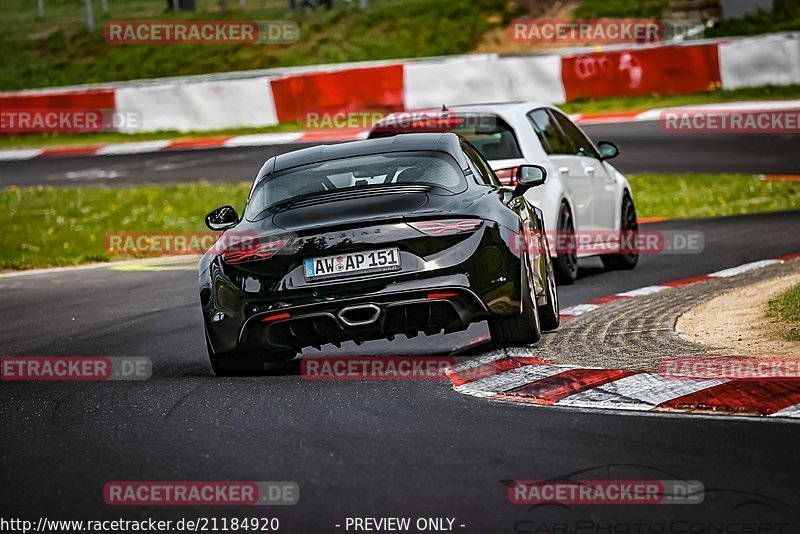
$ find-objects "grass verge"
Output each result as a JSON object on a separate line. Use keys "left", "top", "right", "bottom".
{"left": 767, "top": 283, "right": 800, "bottom": 342}
{"left": 0, "top": 183, "right": 250, "bottom": 270}
{"left": 575, "top": 0, "right": 800, "bottom": 36}
{"left": 1, "top": 0, "right": 797, "bottom": 92}
{"left": 0, "top": 0, "right": 515, "bottom": 91}
{"left": 2, "top": 173, "right": 800, "bottom": 270}
{"left": 628, "top": 174, "right": 800, "bottom": 220}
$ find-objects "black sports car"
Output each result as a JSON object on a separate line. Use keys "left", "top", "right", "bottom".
{"left": 199, "top": 133, "right": 559, "bottom": 375}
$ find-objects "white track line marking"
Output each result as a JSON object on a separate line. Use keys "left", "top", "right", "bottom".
{"left": 616, "top": 285, "right": 670, "bottom": 298}
{"left": 96, "top": 141, "right": 171, "bottom": 155}
{"left": 0, "top": 149, "right": 44, "bottom": 160}
{"left": 559, "top": 303, "right": 601, "bottom": 316}
{"left": 708, "top": 259, "right": 783, "bottom": 278}
{"left": 223, "top": 133, "right": 304, "bottom": 147}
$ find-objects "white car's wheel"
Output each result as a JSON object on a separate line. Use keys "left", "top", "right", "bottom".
{"left": 601, "top": 193, "right": 639, "bottom": 271}
{"left": 553, "top": 203, "right": 578, "bottom": 285}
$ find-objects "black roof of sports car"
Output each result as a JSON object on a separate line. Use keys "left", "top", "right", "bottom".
{"left": 256, "top": 133, "right": 470, "bottom": 180}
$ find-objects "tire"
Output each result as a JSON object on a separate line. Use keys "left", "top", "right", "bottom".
{"left": 538, "top": 249, "right": 560, "bottom": 332}
{"left": 601, "top": 193, "right": 639, "bottom": 271}
{"left": 206, "top": 333, "right": 292, "bottom": 376}
{"left": 552, "top": 203, "right": 578, "bottom": 285}
{"left": 489, "top": 260, "right": 542, "bottom": 347}
{"left": 207, "top": 339, "right": 266, "bottom": 376}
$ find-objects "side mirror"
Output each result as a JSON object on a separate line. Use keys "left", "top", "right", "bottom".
{"left": 205, "top": 205, "right": 239, "bottom": 231}
{"left": 512, "top": 165, "right": 547, "bottom": 197}
{"left": 597, "top": 141, "right": 620, "bottom": 160}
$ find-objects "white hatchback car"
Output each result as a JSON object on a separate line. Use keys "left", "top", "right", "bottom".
{"left": 369, "top": 102, "right": 639, "bottom": 284}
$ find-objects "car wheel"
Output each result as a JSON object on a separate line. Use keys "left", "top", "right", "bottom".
{"left": 207, "top": 339, "right": 266, "bottom": 376}
{"left": 601, "top": 193, "right": 639, "bottom": 271}
{"left": 489, "top": 259, "right": 542, "bottom": 347}
{"left": 206, "top": 331, "right": 293, "bottom": 376}
{"left": 538, "top": 250, "right": 560, "bottom": 332}
{"left": 553, "top": 203, "right": 578, "bottom": 285}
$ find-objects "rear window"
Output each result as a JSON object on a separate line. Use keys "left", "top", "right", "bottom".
{"left": 246, "top": 151, "right": 465, "bottom": 221}
{"left": 370, "top": 113, "right": 523, "bottom": 161}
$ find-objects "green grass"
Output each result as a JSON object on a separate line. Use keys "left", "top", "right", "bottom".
{"left": 0, "top": 0, "right": 515, "bottom": 91}
{"left": 0, "top": 182, "right": 250, "bottom": 269}
{"left": 628, "top": 174, "right": 800, "bottom": 220}
{"left": 2, "top": 173, "right": 800, "bottom": 270}
{"left": 767, "top": 283, "right": 800, "bottom": 342}
{"left": 706, "top": 0, "right": 800, "bottom": 38}
{"left": 574, "top": 0, "right": 668, "bottom": 18}
{"left": 573, "top": 0, "right": 800, "bottom": 36}
{"left": 0, "top": 0, "right": 795, "bottom": 92}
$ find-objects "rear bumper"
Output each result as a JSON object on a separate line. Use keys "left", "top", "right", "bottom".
{"left": 202, "top": 222, "right": 530, "bottom": 355}
{"left": 237, "top": 287, "right": 489, "bottom": 353}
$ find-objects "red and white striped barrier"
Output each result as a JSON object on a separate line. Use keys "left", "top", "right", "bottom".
{"left": 0, "top": 33, "right": 797, "bottom": 136}
{"left": 404, "top": 54, "right": 566, "bottom": 108}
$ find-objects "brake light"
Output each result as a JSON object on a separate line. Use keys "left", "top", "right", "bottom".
{"left": 428, "top": 292, "right": 458, "bottom": 299}
{"left": 408, "top": 117, "right": 465, "bottom": 130}
{"left": 373, "top": 112, "right": 465, "bottom": 134}
{"left": 495, "top": 167, "right": 519, "bottom": 187}
{"left": 409, "top": 219, "right": 482, "bottom": 236}
{"left": 222, "top": 239, "right": 286, "bottom": 263}
{"left": 261, "top": 312, "right": 291, "bottom": 323}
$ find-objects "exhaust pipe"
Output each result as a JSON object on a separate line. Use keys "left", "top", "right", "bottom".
{"left": 337, "top": 304, "right": 381, "bottom": 327}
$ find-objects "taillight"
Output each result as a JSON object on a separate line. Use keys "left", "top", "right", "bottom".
{"left": 495, "top": 167, "right": 519, "bottom": 187}
{"left": 261, "top": 312, "right": 291, "bottom": 323}
{"left": 427, "top": 292, "right": 458, "bottom": 299}
{"left": 408, "top": 117, "right": 465, "bottom": 130}
{"left": 409, "top": 219, "right": 482, "bottom": 236}
{"left": 222, "top": 239, "right": 286, "bottom": 263}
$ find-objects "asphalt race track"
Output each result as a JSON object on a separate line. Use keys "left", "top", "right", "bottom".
{"left": 2, "top": 211, "right": 800, "bottom": 531}
{"left": 2, "top": 118, "right": 800, "bottom": 531}
{"left": 1, "top": 121, "right": 799, "bottom": 187}
{"left": 583, "top": 122, "right": 800, "bottom": 174}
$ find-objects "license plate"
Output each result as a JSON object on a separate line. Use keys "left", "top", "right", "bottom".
{"left": 304, "top": 248, "right": 401, "bottom": 280}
